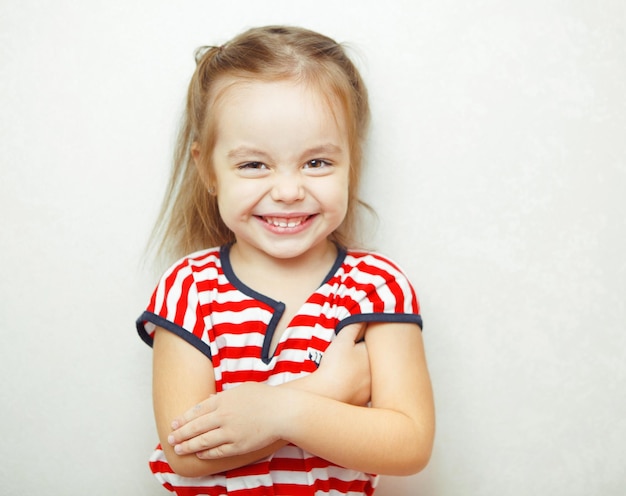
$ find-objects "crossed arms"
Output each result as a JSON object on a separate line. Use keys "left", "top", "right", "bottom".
{"left": 152, "top": 321, "right": 435, "bottom": 478}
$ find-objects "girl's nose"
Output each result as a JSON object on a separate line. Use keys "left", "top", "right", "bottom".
{"left": 270, "top": 171, "right": 304, "bottom": 203}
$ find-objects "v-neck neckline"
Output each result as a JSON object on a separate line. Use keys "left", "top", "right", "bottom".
{"left": 219, "top": 243, "right": 347, "bottom": 363}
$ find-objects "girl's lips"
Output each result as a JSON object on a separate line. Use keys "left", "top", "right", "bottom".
{"left": 256, "top": 214, "right": 316, "bottom": 233}
{"left": 262, "top": 215, "right": 310, "bottom": 228}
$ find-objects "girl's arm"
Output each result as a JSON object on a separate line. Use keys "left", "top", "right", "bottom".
{"left": 170, "top": 321, "right": 434, "bottom": 476}
{"left": 285, "top": 321, "right": 434, "bottom": 475}
{"left": 152, "top": 323, "right": 369, "bottom": 478}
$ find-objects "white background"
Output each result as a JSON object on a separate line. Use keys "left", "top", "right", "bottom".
{"left": 1, "top": 1, "right": 625, "bottom": 494}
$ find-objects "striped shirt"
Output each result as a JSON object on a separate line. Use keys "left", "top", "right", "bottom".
{"left": 136, "top": 244, "right": 422, "bottom": 495}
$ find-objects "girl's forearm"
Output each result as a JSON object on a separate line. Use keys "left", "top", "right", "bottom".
{"left": 166, "top": 372, "right": 351, "bottom": 477}
{"left": 276, "top": 387, "right": 433, "bottom": 476}
{"left": 170, "top": 379, "right": 430, "bottom": 478}
{"left": 168, "top": 441, "right": 285, "bottom": 478}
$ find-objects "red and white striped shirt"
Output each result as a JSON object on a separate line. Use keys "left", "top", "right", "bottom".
{"left": 137, "top": 244, "right": 422, "bottom": 496}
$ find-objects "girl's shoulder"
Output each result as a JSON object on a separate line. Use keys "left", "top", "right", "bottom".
{"left": 336, "top": 248, "right": 421, "bottom": 317}
{"left": 182, "top": 245, "right": 223, "bottom": 265}
{"left": 342, "top": 248, "right": 410, "bottom": 276}
{"left": 159, "top": 246, "right": 224, "bottom": 280}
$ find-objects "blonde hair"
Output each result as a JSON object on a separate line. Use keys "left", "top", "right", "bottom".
{"left": 151, "top": 25, "right": 371, "bottom": 263}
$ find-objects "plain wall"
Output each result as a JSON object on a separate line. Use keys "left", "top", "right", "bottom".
{"left": 1, "top": 1, "right": 624, "bottom": 494}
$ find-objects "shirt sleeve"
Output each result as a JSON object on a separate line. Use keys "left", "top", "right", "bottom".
{"left": 135, "top": 256, "right": 212, "bottom": 359}
{"left": 336, "top": 252, "right": 423, "bottom": 333}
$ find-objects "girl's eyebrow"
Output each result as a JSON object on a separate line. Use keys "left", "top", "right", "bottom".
{"left": 300, "top": 144, "right": 343, "bottom": 158}
{"left": 227, "top": 144, "right": 344, "bottom": 161}
{"left": 227, "top": 146, "right": 271, "bottom": 161}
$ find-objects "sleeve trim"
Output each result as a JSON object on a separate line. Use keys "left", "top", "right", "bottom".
{"left": 335, "top": 313, "right": 423, "bottom": 337}
{"left": 135, "top": 311, "right": 212, "bottom": 360}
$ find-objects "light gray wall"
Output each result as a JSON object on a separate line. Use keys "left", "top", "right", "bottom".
{"left": 1, "top": 1, "right": 624, "bottom": 494}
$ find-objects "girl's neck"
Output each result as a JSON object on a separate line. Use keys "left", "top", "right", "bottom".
{"left": 229, "top": 239, "right": 338, "bottom": 297}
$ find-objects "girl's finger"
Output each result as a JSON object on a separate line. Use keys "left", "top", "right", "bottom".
{"left": 171, "top": 395, "right": 217, "bottom": 429}
{"left": 196, "top": 444, "right": 231, "bottom": 459}
{"left": 168, "top": 412, "right": 222, "bottom": 445}
{"left": 174, "top": 429, "right": 230, "bottom": 456}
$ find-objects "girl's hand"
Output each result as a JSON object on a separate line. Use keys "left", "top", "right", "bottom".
{"left": 313, "top": 322, "right": 371, "bottom": 406}
{"left": 167, "top": 322, "right": 371, "bottom": 459}
{"left": 168, "top": 382, "right": 284, "bottom": 459}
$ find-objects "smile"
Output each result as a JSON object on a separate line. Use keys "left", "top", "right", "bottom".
{"left": 262, "top": 216, "right": 310, "bottom": 228}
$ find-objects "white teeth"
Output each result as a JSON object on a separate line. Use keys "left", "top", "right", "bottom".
{"left": 265, "top": 216, "right": 306, "bottom": 228}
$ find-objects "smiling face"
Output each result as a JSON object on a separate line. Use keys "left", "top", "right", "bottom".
{"left": 207, "top": 78, "right": 351, "bottom": 265}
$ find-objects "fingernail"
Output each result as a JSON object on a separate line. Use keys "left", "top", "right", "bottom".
{"left": 168, "top": 434, "right": 175, "bottom": 445}
{"left": 171, "top": 420, "right": 179, "bottom": 430}
{"left": 174, "top": 444, "right": 183, "bottom": 454}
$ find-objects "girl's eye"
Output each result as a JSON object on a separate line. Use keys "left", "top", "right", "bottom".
{"left": 239, "top": 162, "right": 267, "bottom": 170}
{"left": 304, "top": 159, "right": 331, "bottom": 169}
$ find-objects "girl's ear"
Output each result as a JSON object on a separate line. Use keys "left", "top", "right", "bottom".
{"left": 191, "top": 141, "right": 202, "bottom": 167}
{"left": 191, "top": 142, "right": 216, "bottom": 195}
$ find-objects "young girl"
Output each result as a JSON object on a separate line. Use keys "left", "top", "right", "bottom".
{"left": 136, "top": 25, "right": 434, "bottom": 495}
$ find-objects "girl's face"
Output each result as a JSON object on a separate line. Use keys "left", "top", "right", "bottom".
{"left": 209, "top": 79, "right": 351, "bottom": 264}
